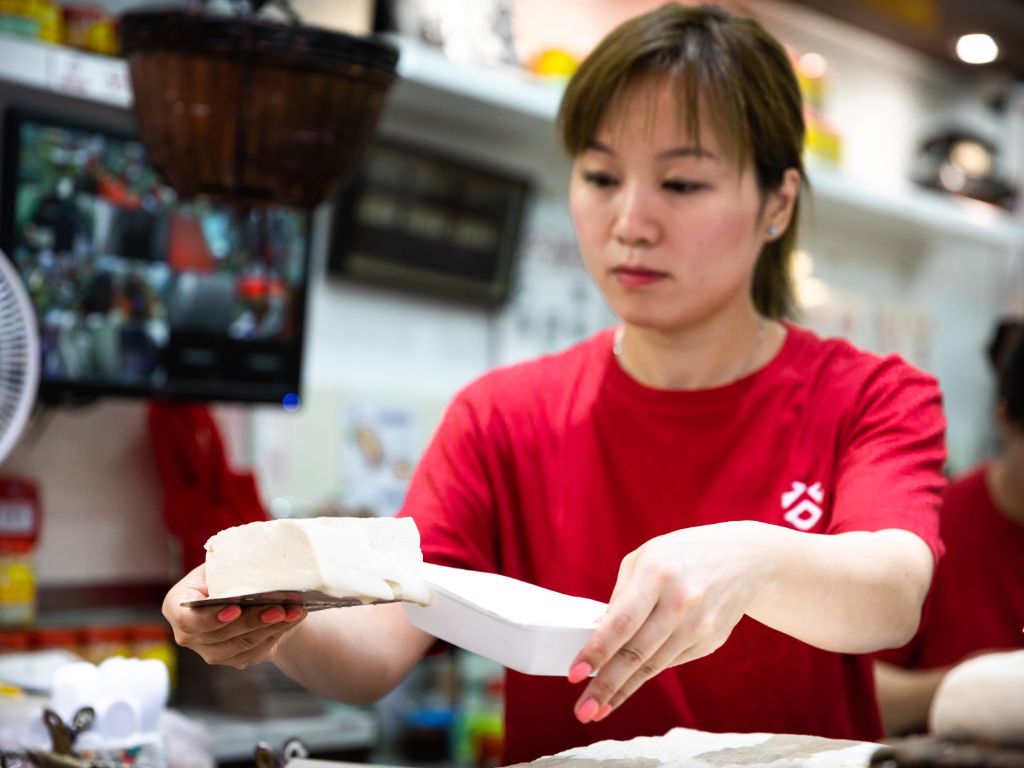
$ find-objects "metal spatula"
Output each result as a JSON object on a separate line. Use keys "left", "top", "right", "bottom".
{"left": 182, "top": 591, "right": 399, "bottom": 611}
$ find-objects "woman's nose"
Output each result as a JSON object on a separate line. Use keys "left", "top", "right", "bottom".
{"left": 611, "top": 184, "right": 659, "bottom": 246}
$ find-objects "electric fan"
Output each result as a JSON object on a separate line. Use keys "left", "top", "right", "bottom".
{"left": 0, "top": 249, "right": 39, "bottom": 465}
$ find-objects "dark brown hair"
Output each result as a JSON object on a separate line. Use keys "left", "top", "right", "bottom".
{"left": 557, "top": 3, "right": 806, "bottom": 319}
{"left": 992, "top": 320, "right": 1024, "bottom": 428}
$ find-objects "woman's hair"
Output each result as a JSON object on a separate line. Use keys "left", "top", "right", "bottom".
{"left": 557, "top": 3, "right": 806, "bottom": 319}
{"left": 998, "top": 326, "right": 1024, "bottom": 429}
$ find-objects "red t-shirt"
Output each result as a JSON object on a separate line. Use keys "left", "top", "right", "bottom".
{"left": 877, "top": 466, "right": 1024, "bottom": 670}
{"left": 399, "top": 324, "right": 946, "bottom": 763}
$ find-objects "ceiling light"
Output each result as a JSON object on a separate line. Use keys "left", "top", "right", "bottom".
{"left": 949, "top": 139, "right": 992, "bottom": 179}
{"left": 797, "top": 52, "right": 828, "bottom": 79}
{"left": 955, "top": 33, "right": 998, "bottom": 65}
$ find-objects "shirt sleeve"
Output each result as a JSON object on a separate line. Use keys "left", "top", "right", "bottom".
{"left": 397, "top": 386, "right": 500, "bottom": 574}
{"left": 827, "top": 355, "right": 947, "bottom": 566}
{"left": 873, "top": 633, "right": 921, "bottom": 667}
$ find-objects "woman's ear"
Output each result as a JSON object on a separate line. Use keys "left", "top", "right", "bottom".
{"left": 764, "top": 168, "right": 801, "bottom": 238}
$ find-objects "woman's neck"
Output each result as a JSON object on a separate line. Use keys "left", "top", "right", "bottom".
{"left": 614, "top": 311, "right": 785, "bottom": 390}
{"left": 987, "top": 453, "right": 1024, "bottom": 527}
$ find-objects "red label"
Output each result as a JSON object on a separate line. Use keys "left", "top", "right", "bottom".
{"left": 0, "top": 478, "right": 41, "bottom": 546}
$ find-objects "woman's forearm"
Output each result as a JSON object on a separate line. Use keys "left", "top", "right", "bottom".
{"left": 273, "top": 602, "right": 435, "bottom": 704}
{"left": 874, "top": 660, "right": 947, "bottom": 736}
{"left": 746, "top": 524, "right": 935, "bottom": 653}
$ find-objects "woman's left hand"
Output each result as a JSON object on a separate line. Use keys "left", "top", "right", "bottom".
{"left": 567, "top": 520, "right": 773, "bottom": 723}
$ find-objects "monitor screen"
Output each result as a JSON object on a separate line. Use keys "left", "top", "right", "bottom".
{"left": 1, "top": 108, "right": 312, "bottom": 406}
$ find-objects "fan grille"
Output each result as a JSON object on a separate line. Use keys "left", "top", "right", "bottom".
{"left": 0, "top": 253, "right": 39, "bottom": 465}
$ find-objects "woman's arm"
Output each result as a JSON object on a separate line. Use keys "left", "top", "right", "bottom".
{"left": 873, "top": 659, "right": 948, "bottom": 737}
{"left": 746, "top": 526, "right": 934, "bottom": 652}
{"left": 273, "top": 603, "right": 435, "bottom": 703}
{"left": 566, "top": 521, "right": 935, "bottom": 723}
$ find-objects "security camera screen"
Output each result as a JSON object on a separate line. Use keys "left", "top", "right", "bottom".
{"left": 2, "top": 111, "right": 311, "bottom": 404}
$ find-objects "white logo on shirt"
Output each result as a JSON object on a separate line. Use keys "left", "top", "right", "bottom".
{"left": 781, "top": 481, "right": 824, "bottom": 531}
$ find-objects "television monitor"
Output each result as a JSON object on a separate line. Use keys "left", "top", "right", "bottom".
{"left": 0, "top": 108, "right": 312, "bottom": 406}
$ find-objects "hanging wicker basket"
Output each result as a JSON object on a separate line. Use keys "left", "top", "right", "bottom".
{"left": 119, "top": 6, "right": 399, "bottom": 209}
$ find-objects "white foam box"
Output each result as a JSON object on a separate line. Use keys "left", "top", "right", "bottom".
{"left": 403, "top": 563, "right": 607, "bottom": 676}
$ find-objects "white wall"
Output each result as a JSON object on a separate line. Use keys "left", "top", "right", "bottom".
{"left": 3, "top": 402, "right": 172, "bottom": 584}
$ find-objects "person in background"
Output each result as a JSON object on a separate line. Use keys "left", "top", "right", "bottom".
{"left": 160, "top": 4, "right": 946, "bottom": 763}
{"left": 874, "top": 321, "right": 1024, "bottom": 737}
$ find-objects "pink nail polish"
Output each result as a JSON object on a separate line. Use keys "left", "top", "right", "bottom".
{"left": 577, "top": 698, "right": 600, "bottom": 723}
{"left": 594, "top": 704, "right": 613, "bottom": 721}
{"left": 284, "top": 607, "right": 302, "bottom": 622}
{"left": 217, "top": 606, "right": 240, "bottom": 622}
{"left": 260, "top": 607, "right": 284, "bottom": 624}
{"left": 568, "top": 661, "right": 592, "bottom": 683}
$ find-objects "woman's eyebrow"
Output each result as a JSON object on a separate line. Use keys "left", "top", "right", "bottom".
{"left": 583, "top": 140, "right": 719, "bottom": 162}
{"left": 584, "top": 140, "right": 616, "bottom": 156}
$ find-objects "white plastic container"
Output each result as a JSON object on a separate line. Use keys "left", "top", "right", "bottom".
{"left": 403, "top": 563, "right": 607, "bottom": 676}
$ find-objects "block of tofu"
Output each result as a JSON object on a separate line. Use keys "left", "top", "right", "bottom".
{"left": 930, "top": 649, "right": 1024, "bottom": 742}
{"left": 500, "top": 727, "right": 878, "bottom": 768}
{"left": 203, "top": 517, "right": 431, "bottom": 606}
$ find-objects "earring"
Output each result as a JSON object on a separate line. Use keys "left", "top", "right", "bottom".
{"left": 768, "top": 224, "right": 780, "bottom": 238}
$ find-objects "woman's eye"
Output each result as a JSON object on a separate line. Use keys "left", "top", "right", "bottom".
{"left": 663, "top": 179, "right": 705, "bottom": 194}
{"left": 582, "top": 171, "right": 617, "bottom": 188}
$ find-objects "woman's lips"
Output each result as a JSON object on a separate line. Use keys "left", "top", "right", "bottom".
{"left": 612, "top": 266, "right": 668, "bottom": 287}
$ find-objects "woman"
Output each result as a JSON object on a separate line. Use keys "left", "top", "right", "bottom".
{"left": 874, "top": 323, "right": 1024, "bottom": 736}
{"left": 162, "top": 4, "right": 945, "bottom": 762}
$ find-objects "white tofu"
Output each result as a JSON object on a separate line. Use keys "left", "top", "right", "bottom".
{"left": 931, "top": 650, "right": 1024, "bottom": 743}
{"left": 204, "top": 517, "right": 431, "bottom": 605}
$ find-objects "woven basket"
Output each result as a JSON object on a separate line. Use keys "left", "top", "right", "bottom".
{"left": 119, "top": 8, "right": 399, "bottom": 208}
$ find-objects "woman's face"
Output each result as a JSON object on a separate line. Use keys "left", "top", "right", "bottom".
{"left": 569, "top": 78, "right": 791, "bottom": 333}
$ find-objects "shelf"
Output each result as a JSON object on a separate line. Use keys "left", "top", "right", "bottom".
{"left": 380, "top": 34, "right": 565, "bottom": 147}
{"left": 0, "top": 34, "right": 131, "bottom": 107}
{"left": 807, "top": 161, "right": 1020, "bottom": 249}
{"left": 386, "top": 35, "right": 563, "bottom": 122}
{"left": 0, "top": 32, "right": 1019, "bottom": 251}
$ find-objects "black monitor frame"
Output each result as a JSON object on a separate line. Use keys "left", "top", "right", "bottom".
{"left": 0, "top": 106, "right": 313, "bottom": 406}
{"left": 327, "top": 136, "right": 531, "bottom": 307}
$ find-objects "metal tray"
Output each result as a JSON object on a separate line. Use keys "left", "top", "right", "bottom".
{"left": 183, "top": 591, "right": 398, "bottom": 612}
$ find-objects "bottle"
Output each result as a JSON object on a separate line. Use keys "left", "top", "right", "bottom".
{"left": 0, "top": 477, "right": 42, "bottom": 627}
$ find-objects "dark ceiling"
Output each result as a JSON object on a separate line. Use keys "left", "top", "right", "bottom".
{"left": 785, "top": 0, "right": 1024, "bottom": 82}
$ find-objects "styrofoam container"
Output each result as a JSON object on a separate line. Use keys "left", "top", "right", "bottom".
{"left": 403, "top": 563, "right": 607, "bottom": 676}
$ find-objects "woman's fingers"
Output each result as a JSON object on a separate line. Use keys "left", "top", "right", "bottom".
{"left": 572, "top": 609, "right": 673, "bottom": 722}
{"left": 198, "top": 627, "right": 297, "bottom": 669}
{"left": 568, "top": 567, "right": 668, "bottom": 718}
{"left": 596, "top": 637, "right": 726, "bottom": 721}
{"left": 571, "top": 574, "right": 657, "bottom": 676}
{"left": 572, "top": 589, "right": 697, "bottom": 723}
{"left": 188, "top": 617, "right": 304, "bottom": 667}
{"left": 168, "top": 593, "right": 307, "bottom": 668}
{"left": 161, "top": 564, "right": 309, "bottom": 669}
{"left": 169, "top": 603, "right": 280, "bottom": 640}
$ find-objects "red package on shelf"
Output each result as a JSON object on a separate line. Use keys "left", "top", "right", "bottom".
{"left": 0, "top": 477, "right": 42, "bottom": 552}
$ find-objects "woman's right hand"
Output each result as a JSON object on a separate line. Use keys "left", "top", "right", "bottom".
{"left": 162, "top": 565, "right": 307, "bottom": 669}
